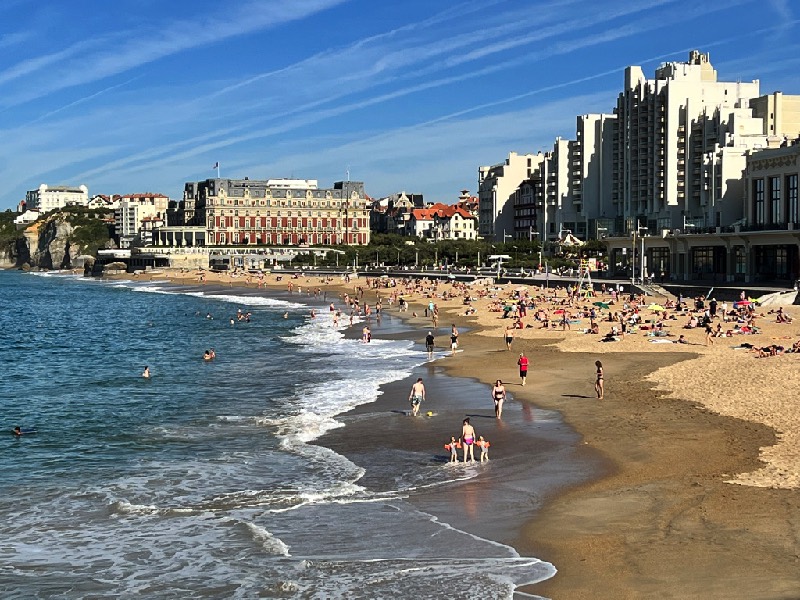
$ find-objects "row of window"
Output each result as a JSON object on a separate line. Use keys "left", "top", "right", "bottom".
{"left": 752, "top": 174, "right": 799, "bottom": 224}
{"left": 207, "top": 198, "right": 361, "bottom": 208}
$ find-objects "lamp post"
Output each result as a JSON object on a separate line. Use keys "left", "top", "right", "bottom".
{"left": 632, "top": 221, "right": 647, "bottom": 286}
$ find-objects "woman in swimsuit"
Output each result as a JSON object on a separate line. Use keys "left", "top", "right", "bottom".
{"left": 595, "top": 360, "right": 604, "bottom": 399}
{"left": 492, "top": 379, "right": 506, "bottom": 419}
{"left": 461, "top": 418, "right": 476, "bottom": 463}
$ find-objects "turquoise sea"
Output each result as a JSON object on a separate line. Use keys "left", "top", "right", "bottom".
{"left": 0, "top": 271, "right": 554, "bottom": 598}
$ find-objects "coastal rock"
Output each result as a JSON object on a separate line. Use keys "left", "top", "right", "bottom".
{"left": 4, "top": 211, "right": 110, "bottom": 270}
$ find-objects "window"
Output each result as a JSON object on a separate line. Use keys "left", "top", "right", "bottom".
{"left": 787, "top": 174, "right": 798, "bottom": 224}
{"left": 753, "top": 178, "right": 765, "bottom": 224}
{"left": 770, "top": 176, "right": 781, "bottom": 223}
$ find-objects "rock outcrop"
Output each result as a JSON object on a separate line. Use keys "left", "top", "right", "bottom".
{"left": 2, "top": 212, "right": 110, "bottom": 270}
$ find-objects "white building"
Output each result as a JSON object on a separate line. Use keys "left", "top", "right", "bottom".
{"left": 572, "top": 113, "right": 616, "bottom": 237}
{"left": 115, "top": 193, "right": 170, "bottom": 248}
{"left": 87, "top": 194, "right": 121, "bottom": 210}
{"left": 408, "top": 203, "right": 478, "bottom": 240}
{"left": 612, "top": 50, "right": 763, "bottom": 232}
{"left": 478, "top": 151, "right": 538, "bottom": 241}
{"left": 25, "top": 184, "right": 89, "bottom": 214}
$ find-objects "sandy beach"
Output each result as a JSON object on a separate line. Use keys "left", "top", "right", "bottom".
{"left": 119, "top": 267, "right": 800, "bottom": 597}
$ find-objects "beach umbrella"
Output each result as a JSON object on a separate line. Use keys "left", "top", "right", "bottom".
{"left": 592, "top": 301, "right": 610, "bottom": 310}
{"left": 647, "top": 303, "right": 666, "bottom": 311}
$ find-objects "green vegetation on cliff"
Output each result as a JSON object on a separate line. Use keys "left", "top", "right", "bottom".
{"left": 0, "top": 210, "right": 21, "bottom": 251}
{"left": 61, "top": 207, "right": 114, "bottom": 256}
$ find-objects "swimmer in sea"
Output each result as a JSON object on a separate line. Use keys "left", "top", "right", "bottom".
{"left": 203, "top": 350, "right": 212, "bottom": 361}
{"left": 461, "top": 418, "right": 476, "bottom": 462}
{"left": 142, "top": 366, "right": 151, "bottom": 378}
{"left": 13, "top": 426, "right": 22, "bottom": 436}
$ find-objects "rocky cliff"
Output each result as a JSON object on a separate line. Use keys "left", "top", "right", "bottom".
{"left": 0, "top": 211, "right": 112, "bottom": 270}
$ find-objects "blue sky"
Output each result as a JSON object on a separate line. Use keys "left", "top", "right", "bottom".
{"left": 0, "top": 0, "right": 797, "bottom": 210}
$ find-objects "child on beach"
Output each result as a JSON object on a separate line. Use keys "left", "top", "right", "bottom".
{"left": 446, "top": 436, "right": 460, "bottom": 462}
{"left": 476, "top": 436, "right": 490, "bottom": 462}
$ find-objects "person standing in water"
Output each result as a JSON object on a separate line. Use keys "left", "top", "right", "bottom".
{"left": 461, "top": 418, "right": 476, "bottom": 462}
{"left": 425, "top": 331, "right": 435, "bottom": 359}
{"left": 408, "top": 378, "right": 426, "bottom": 416}
{"left": 450, "top": 324, "right": 459, "bottom": 356}
{"left": 595, "top": 360, "right": 604, "bottom": 399}
{"left": 492, "top": 379, "right": 506, "bottom": 418}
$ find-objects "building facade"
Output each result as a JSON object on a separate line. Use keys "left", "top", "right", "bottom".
{"left": 611, "top": 50, "right": 766, "bottom": 234}
{"left": 168, "top": 178, "right": 370, "bottom": 247}
{"left": 369, "top": 191, "right": 425, "bottom": 235}
{"left": 478, "top": 151, "right": 538, "bottom": 240}
{"left": 25, "top": 184, "right": 89, "bottom": 214}
{"left": 116, "top": 193, "right": 170, "bottom": 248}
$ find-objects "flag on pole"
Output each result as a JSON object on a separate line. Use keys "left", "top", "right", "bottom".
{"left": 212, "top": 162, "right": 219, "bottom": 170}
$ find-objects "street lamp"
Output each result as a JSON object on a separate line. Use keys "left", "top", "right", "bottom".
{"left": 631, "top": 221, "right": 647, "bottom": 286}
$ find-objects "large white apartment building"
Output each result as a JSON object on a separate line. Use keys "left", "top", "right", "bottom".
{"left": 25, "top": 184, "right": 89, "bottom": 214}
{"left": 612, "top": 50, "right": 765, "bottom": 232}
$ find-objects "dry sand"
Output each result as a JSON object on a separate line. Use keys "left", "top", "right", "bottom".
{"left": 118, "top": 268, "right": 800, "bottom": 597}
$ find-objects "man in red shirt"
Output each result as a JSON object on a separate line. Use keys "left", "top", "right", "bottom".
{"left": 517, "top": 352, "right": 529, "bottom": 386}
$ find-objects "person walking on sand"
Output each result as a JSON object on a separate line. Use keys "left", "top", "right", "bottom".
{"left": 594, "top": 360, "right": 604, "bottom": 399}
{"left": 517, "top": 352, "right": 529, "bottom": 386}
{"left": 504, "top": 324, "right": 515, "bottom": 351}
{"left": 425, "top": 331, "right": 435, "bottom": 359}
{"left": 492, "top": 379, "right": 506, "bottom": 418}
{"left": 450, "top": 324, "right": 459, "bottom": 356}
{"left": 461, "top": 418, "right": 476, "bottom": 462}
{"left": 408, "top": 378, "right": 426, "bottom": 416}
{"left": 705, "top": 323, "right": 715, "bottom": 346}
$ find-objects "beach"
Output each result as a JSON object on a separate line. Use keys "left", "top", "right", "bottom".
{"left": 117, "top": 267, "right": 800, "bottom": 597}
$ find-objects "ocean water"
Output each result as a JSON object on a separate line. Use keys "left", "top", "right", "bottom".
{"left": 0, "top": 271, "right": 553, "bottom": 599}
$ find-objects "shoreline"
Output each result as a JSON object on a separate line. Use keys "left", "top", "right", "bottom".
{"left": 92, "top": 268, "right": 800, "bottom": 597}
